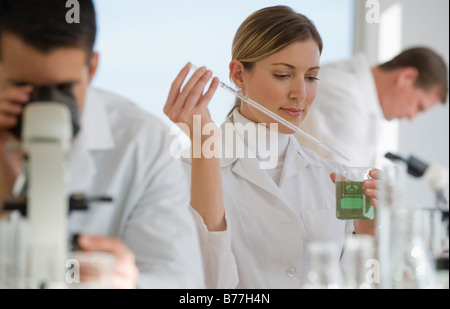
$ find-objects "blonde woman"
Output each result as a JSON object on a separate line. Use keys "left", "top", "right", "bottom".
{"left": 164, "top": 5, "right": 380, "bottom": 288}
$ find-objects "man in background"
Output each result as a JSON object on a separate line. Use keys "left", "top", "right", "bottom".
{"left": 298, "top": 47, "right": 448, "bottom": 167}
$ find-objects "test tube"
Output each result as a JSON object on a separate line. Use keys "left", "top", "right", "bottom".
{"left": 190, "top": 64, "right": 350, "bottom": 162}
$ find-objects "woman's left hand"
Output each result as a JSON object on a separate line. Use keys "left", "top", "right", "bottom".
{"left": 362, "top": 169, "right": 380, "bottom": 206}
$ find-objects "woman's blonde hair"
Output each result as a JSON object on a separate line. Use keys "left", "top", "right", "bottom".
{"left": 227, "top": 5, "right": 323, "bottom": 118}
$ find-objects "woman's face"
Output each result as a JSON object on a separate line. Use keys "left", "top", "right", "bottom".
{"left": 239, "top": 39, "right": 321, "bottom": 134}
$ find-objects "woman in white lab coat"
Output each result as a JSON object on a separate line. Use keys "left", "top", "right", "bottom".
{"left": 164, "top": 5, "right": 380, "bottom": 289}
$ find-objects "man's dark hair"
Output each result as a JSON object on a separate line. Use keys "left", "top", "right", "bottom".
{"left": 378, "top": 47, "right": 448, "bottom": 103}
{"left": 0, "top": 0, "right": 96, "bottom": 61}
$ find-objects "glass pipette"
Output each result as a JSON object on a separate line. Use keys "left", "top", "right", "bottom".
{"left": 190, "top": 64, "right": 350, "bottom": 162}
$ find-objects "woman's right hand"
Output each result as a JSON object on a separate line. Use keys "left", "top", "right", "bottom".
{"left": 164, "top": 63, "right": 225, "bottom": 232}
{"left": 163, "top": 63, "right": 219, "bottom": 142}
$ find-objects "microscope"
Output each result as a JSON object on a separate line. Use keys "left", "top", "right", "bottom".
{"left": 2, "top": 86, "right": 86, "bottom": 288}
{"left": 384, "top": 152, "right": 449, "bottom": 214}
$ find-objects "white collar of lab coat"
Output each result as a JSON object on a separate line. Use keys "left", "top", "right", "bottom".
{"left": 67, "top": 87, "right": 115, "bottom": 192}
{"left": 231, "top": 108, "right": 290, "bottom": 158}
{"left": 220, "top": 110, "right": 321, "bottom": 168}
{"left": 219, "top": 111, "right": 321, "bottom": 199}
{"left": 280, "top": 135, "right": 322, "bottom": 182}
{"left": 80, "top": 87, "right": 115, "bottom": 151}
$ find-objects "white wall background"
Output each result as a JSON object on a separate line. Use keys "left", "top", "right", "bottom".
{"left": 398, "top": 0, "right": 449, "bottom": 208}
{"left": 91, "top": 0, "right": 355, "bottom": 126}
{"left": 355, "top": 0, "right": 449, "bottom": 208}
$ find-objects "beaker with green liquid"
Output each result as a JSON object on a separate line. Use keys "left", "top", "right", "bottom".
{"left": 335, "top": 167, "right": 374, "bottom": 220}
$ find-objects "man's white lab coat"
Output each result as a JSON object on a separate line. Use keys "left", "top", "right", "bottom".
{"left": 184, "top": 114, "right": 354, "bottom": 289}
{"left": 298, "top": 54, "right": 384, "bottom": 167}
{"left": 67, "top": 87, "right": 204, "bottom": 288}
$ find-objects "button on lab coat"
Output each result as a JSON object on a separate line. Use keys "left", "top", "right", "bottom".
{"left": 67, "top": 87, "right": 204, "bottom": 288}
{"left": 184, "top": 116, "right": 354, "bottom": 289}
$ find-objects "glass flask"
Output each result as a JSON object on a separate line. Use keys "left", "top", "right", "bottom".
{"left": 389, "top": 207, "right": 437, "bottom": 288}
{"left": 377, "top": 162, "right": 438, "bottom": 289}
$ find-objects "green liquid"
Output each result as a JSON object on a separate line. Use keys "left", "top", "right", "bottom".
{"left": 336, "top": 181, "right": 374, "bottom": 220}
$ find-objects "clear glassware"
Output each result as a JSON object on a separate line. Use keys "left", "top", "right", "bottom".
{"left": 389, "top": 207, "right": 437, "bottom": 289}
{"left": 342, "top": 234, "right": 378, "bottom": 289}
{"left": 377, "top": 162, "right": 438, "bottom": 289}
{"left": 302, "top": 241, "right": 344, "bottom": 289}
{"left": 0, "top": 216, "right": 29, "bottom": 289}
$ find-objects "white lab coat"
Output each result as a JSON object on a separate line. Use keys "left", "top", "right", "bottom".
{"left": 297, "top": 53, "right": 384, "bottom": 167}
{"left": 183, "top": 111, "right": 354, "bottom": 289}
{"left": 67, "top": 87, "right": 204, "bottom": 288}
